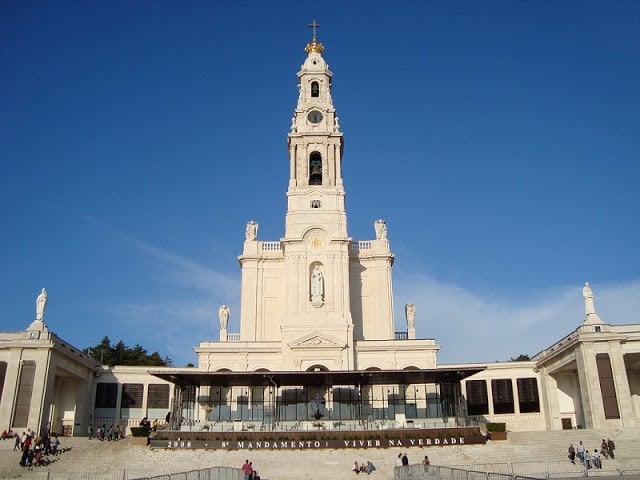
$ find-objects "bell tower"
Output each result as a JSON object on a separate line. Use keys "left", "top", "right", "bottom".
{"left": 223, "top": 24, "right": 402, "bottom": 373}
{"left": 279, "top": 23, "right": 355, "bottom": 369}
{"left": 285, "top": 22, "right": 346, "bottom": 240}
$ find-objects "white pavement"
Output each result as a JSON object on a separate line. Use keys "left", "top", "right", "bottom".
{"left": 0, "top": 428, "right": 638, "bottom": 480}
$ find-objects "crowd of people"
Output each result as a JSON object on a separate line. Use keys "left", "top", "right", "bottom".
{"left": 2, "top": 428, "right": 63, "bottom": 469}
{"left": 88, "top": 423, "right": 125, "bottom": 441}
{"left": 352, "top": 459, "right": 376, "bottom": 474}
{"left": 567, "top": 438, "right": 616, "bottom": 470}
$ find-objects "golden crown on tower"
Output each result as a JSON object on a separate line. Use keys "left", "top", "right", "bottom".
{"left": 305, "top": 39, "right": 324, "bottom": 54}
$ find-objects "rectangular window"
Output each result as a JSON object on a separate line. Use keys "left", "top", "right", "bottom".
{"left": 517, "top": 378, "right": 540, "bottom": 413}
{"left": 95, "top": 383, "right": 118, "bottom": 408}
{"left": 12, "top": 360, "right": 36, "bottom": 428}
{"left": 0, "top": 361, "right": 7, "bottom": 405}
{"left": 122, "top": 383, "right": 144, "bottom": 408}
{"left": 491, "top": 379, "right": 514, "bottom": 414}
{"left": 596, "top": 353, "right": 620, "bottom": 419}
{"left": 147, "top": 384, "right": 170, "bottom": 409}
{"left": 466, "top": 380, "right": 489, "bottom": 415}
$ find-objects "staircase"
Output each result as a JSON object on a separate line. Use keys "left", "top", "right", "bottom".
{"left": 426, "top": 428, "right": 640, "bottom": 477}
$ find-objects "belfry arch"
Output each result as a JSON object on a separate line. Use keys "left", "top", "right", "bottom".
{"left": 309, "top": 151, "right": 322, "bottom": 185}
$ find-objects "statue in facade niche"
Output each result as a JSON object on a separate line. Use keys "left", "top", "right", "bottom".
{"left": 374, "top": 219, "right": 387, "bottom": 240}
{"left": 583, "top": 282, "right": 596, "bottom": 315}
{"left": 245, "top": 220, "right": 258, "bottom": 241}
{"left": 35, "top": 288, "right": 48, "bottom": 321}
{"left": 405, "top": 303, "right": 416, "bottom": 330}
{"left": 311, "top": 265, "right": 324, "bottom": 302}
{"left": 218, "top": 305, "right": 230, "bottom": 330}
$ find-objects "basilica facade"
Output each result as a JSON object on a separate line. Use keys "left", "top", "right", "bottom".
{"left": 1, "top": 32, "right": 639, "bottom": 438}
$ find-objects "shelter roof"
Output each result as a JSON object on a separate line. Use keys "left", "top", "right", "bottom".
{"left": 148, "top": 366, "right": 486, "bottom": 388}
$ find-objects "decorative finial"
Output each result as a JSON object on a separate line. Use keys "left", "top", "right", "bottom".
{"left": 305, "top": 19, "right": 324, "bottom": 54}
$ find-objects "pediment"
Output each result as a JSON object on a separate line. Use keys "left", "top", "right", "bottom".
{"left": 289, "top": 331, "right": 346, "bottom": 350}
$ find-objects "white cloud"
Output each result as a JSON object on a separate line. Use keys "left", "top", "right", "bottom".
{"left": 394, "top": 274, "right": 640, "bottom": 364}
{"left": 79, "top": 215, "right": 241, "bottom": 365}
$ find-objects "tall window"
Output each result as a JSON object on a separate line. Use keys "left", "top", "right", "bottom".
{"left": 12, "top": 361, "right": 36, "bottom": 428}
{"left": 517, "top": 378, "right": 540, "bottom": 413}
{"left": 148, "top": 384, "right": 170, "bottom": 409}
{"left": 491, "top": 379, "right": 514, "bottom": 414}
{"left": 309, "top": 152, "right": 322, "bottom": 185}
{"left": 466, "top": 380, "right": 489, "bottom": 415}
{"left": 596, "top": 353, "right": 620, "bottom": 419}
{"left": 311, "top": 81, "right": 319, "bottom": 97}
{"left": 0, "top": 361, "right": 6, "bottom": 405}
{"left": 95, "top": 383, "right": 118, "bottom": 408}
{"left": 121, "top": 383, "right": 144, "bottom": 408}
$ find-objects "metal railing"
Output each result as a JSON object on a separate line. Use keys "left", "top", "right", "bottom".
{"left": 0, "top": 466, "right": 244, "bottom": 480}
{"left": 131, "top": 466, "right": 244, "bottom": 480}
{"left": 394, "top": 460, "right": 640, "bottom": 480}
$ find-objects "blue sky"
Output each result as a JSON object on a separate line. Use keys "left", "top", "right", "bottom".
{"left": 2, "top": 1, "right": 639, "bottom": 366}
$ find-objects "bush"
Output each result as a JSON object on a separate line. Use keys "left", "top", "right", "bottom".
{"left": 485, "top": 422, "right": 506, "bottom": 432}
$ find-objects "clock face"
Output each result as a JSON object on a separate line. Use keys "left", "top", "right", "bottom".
{"left": 307, "top": 110, "right": 323, "bottom": 123}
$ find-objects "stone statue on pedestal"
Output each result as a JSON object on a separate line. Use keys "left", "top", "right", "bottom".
{"left": 583, "top": 282, "right": 596, "bottom": 315}
{"left": 405, "top": 303, "right": 416, "bottom": 330}
{"left": 374, "top": 219, "right": 387, "bottom": 240}
{"left": 218, "top": 305, "right": 230, "bottom": 330}
{"left": 245, "top": 220, "right": 258, "bottom": 241}
{"left": 311, "top": 265, "right": 324, "bottom": 305}
{"left": 36, "top": 288, "right": 48, "bottom": 322}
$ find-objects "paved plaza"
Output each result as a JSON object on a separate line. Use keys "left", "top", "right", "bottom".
{"left": 1, "top": 428, "right": 639, "bottom": 480}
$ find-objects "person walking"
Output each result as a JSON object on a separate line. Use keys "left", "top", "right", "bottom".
{"left": 584, "top": 450, "right": 591, "bottom": 470}
{"left": 242, "top": 459, "right": 252, "bottom": 480}
{"left": 607, "top": 438, "right": 616, "bottom": 459}
{"left": 577, "top": 441, "right": 585, "bottom": 464}
{"left": 568, "top": 444, "right": 576, "bottom": 464}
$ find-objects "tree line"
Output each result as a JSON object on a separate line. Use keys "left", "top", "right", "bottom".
{"left": 86, "top": 336, "right": 172, "bottom": 366}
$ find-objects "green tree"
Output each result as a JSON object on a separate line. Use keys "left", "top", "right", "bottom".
{"left": 86, "top": 337, "right": 172, "bottom": 366}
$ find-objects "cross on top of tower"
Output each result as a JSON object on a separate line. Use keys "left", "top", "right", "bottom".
{"left": 305, "top": 20, "right": 324, "bottom": 55}
{"left": 307, "top": 20, "right": 321, "bottom": 41}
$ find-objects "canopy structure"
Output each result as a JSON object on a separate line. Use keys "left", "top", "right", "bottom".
{"left": 150, "top": 366, "right": 487, "bottom": 430}
{"left": 149, "top": 366, "right": 486, "bottom": 388}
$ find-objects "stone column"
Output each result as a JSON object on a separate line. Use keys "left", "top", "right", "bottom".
{"left": 575, "top": 343, "right": 601, "bottom": 428}
{"left": 114, "top": 383, "right": 123, "bottom": 430}
{"left": 608, "top": 341, "right": 637, "bottom": 426}
{"left": 486, "top": 380, "right": 495, "bottom": 416}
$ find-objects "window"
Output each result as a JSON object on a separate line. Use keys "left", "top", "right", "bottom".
{"left": 121, "top": 383, "right": 144, "bottom": 408}
{"left": 311, "top": 200, "right": 321, "bottom": 208}
{"left": 95, "top": 383, "right": 118, "bottom": 408}
{"left": 491, "top": 379, "right": 514, "bottom": 414}
{"left": 0, "top": 362, "right": 6, "bottom": 405}
{"left": 466, "top": 380, "right": 489, "bottom": 415}
{"left": 148, "top": 384, "right": 170, "bottom": 409}
{"left": 12, "top": 361, "right": 36, "bottom": 428}
{"left": 596, "top": 353, "right": 620, "bottom": 419}
{"left": 311, "top": 81, "right": 319, "bottom": 97}
{"left": 309, "top": 152, "right": 322, "bottom": 185}
{"left": 517, "top": 378, "right": 540, "bottom": 413}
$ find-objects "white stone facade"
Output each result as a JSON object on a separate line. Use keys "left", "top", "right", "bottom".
{"left": 196, "top": 38, "right": 438, "bottom": 373}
